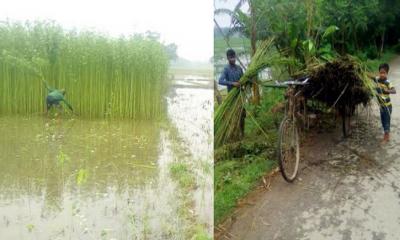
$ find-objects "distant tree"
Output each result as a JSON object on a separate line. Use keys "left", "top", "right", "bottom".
{"left": 165, "top": 43, "right": 178, "bottom": 61}
{"left": 145, "top": 31, "right": 161, "bottom": 41}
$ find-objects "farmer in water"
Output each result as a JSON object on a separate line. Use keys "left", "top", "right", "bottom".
{"left": 43, "top": 80, "right": 73, "bottom": 113}
{"left": 373, "top": 63, "right": 396, "bottom": 143}
{"left": 218, "top": 49, "right": 245, "bottom": 137}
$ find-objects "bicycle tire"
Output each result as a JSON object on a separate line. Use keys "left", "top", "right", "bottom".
{"left": 278, "top": 117, "right": 300, "bottom": 182}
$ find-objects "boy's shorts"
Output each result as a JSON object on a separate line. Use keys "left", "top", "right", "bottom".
{"left": 380, "top": 105, "right": 392, "bottom": 133}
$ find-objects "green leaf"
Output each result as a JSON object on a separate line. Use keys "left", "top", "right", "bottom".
{"left": 322, "top": 25, "right": 339, "bottom": 39}
{"left": 302, "top": 39, "right": 315, "bottom": 53}
{"left": 290, "top": 38, "right": 298, "bottom": 49}
{"left": 76, "top": 168, "right": 88, "bottom": 185}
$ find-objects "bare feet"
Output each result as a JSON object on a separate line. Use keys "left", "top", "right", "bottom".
{"left": 381, "top": 133, "right": 390, "bottom": 145}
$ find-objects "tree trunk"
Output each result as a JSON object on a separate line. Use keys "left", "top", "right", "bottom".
{"left": 341, "top": 30, "right": 345, "bottom": 54}
{"left": 250, "top": 1, "right": 260, "bottom": 105}
{"left": 353, "top": 29, "right": 359, "bottom": 51}
{"left": 380, "top": 30, "right": 385, "bottom": 57}
{"left": 305, "top": 0, "right": 314, "bottom": 39}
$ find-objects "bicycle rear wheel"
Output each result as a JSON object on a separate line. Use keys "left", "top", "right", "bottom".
{"left": 278, "top": 117, "right": 300, "bottom": 182}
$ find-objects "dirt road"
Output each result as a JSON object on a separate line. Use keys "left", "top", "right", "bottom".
{"left": 216, "top": 56, "right": 400, "bottom": 240}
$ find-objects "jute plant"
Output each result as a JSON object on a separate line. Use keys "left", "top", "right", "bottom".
{"left": 0, "top": 21, "right": 169, "bottom": 119}
{"left": 214, "top": 38, "right": 290, "bottom": 147}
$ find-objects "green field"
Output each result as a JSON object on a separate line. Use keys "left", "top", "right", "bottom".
{"left": 0, "top": 21, "right": 169, "bottom": 119}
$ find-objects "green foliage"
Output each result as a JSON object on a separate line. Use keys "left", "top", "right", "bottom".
{"left": 245, "top": 88, "right": 284, "bottom": 134}
{"left": 0, "top": 21, "right": 170, "bottom": 119}
{"left": 393, "top": 43, "right": 400, "bottom": 54}
{"left": 216, "top": 0, "right": 400, "bottom": 62}
{"left": 365, "top": 50, "right": 397, "bottom": 71}
{"left": 322, "top": 25, "right": 339, "bottom": 39}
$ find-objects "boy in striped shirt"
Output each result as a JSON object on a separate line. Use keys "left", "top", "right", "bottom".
{"left": 374, "top": 63, "right": 396, "bottom": 142}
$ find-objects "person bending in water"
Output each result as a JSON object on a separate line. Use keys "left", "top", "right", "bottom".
{"left": 372, "top": 63, "right": 396, "bottom": 143}
{"left": 43, "top": 80, "right": 73, "bottom": 113}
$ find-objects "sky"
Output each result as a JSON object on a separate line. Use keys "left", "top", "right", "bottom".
{"left": 0, "top": 0, "right": 213, "bottom": 62}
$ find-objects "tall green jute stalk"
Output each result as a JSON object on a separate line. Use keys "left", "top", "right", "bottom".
{"left": 0, "top": 21, "right": 169, "bottom": 119}
{"left": 214, "top": 38, "right": 289, "bottom": 147}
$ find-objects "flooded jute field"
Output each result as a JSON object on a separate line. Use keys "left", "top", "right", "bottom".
{"left": 0, "top": 71, "right": 213, "bottom": 239}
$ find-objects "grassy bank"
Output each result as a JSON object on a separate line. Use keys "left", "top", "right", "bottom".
{"left": 214, "top": 88, "right": 283, "bottom": 224}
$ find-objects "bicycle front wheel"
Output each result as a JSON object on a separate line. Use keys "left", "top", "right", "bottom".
{"left": 278, "top": 117, "right": 300, "bottom": 182}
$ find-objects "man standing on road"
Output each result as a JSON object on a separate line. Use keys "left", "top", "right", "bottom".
{"left": 218, "top": 49, "right": 246, "bottom": 137}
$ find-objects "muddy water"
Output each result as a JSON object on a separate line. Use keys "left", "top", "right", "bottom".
{"left": 168, "top": 72, "right": 213, "bottom": 230}
{"left": 0, "top": 71, "right": 213, "bottom": 239}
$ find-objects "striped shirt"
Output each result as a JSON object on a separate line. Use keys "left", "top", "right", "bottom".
{"left": 374, "top": 77, "right": 392, "bottom": 107}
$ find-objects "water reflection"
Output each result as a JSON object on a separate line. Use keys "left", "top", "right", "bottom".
{"left": 0, "top": 72, "right": 213, "bottom": 239}
{"left": 0, "top": 117, "right": 161, "bottom": 238}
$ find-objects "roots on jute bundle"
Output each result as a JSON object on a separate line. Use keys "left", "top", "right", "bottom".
{"left": 215, "top": 45, "right": 375, "bottom": 147}
{"left": 302, "top": 55, "right": 375, "bottom": 112}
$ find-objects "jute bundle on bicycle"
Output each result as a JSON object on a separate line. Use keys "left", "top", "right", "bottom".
{"left": 214, "top": 38, "right": 290, "bottom": 147}
{"left": 301, "top": 55, "right": 376, "bottom": 112}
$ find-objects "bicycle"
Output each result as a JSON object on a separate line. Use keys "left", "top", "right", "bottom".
{"left": 264, "top": 77, "right": 309, "bottom": 182}
{"left": 276, "top": 78, "right": 309, "bottom": 182}
{"left": 266, "top": 76, "right": 354, "bottom": 182}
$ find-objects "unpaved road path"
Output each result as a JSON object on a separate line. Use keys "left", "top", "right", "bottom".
{"left": 216, "top": 56, "right": 400, "bottom": 240}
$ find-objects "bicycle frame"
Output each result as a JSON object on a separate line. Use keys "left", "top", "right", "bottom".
{"left": 283, "top": 79, "right": 309, "bottom": 129}
{"left": 271, "top": 77, "right": 309, "bottom": 182}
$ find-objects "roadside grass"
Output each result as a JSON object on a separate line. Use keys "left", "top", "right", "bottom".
{"left": 215, "top": 155, "right": 277, "bottom": 224}
{"left": 214, "top": 88, "right": 284, "bottom": 224}
{"left": 191, "top": 224, "right": 213, "bottom": 240}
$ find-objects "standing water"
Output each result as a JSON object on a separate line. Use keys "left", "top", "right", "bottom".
{"left": 0, "top": 70, "right": 213, "bottom": 239}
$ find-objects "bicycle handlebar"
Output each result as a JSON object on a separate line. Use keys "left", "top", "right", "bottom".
{"left": 276, "top": 77, "right": 310, "bottom": 86}
{"left": 262, "top": 76, "right": 310, "bottom": 89}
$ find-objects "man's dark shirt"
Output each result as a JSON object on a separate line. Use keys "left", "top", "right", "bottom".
{"left": 218, "top": 64, "right": 243, "bottom": 92}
